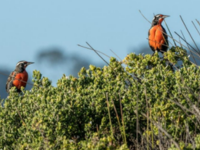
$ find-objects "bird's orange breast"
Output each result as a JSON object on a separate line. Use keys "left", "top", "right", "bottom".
{"left": 149, "top": 25, "right": 165, "bottom": 50}
{"left": 12, "top": 71, "right": 28, "bottom": 89}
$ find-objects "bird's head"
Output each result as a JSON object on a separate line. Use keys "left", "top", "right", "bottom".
{"left": 151, "top": 14, "right": 169, "bottom": 26}
{"left": 15, "top": 61, "right": 34, "bottom": 72}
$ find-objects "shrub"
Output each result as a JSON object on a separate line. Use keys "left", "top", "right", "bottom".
{"left": 0, "top": 46, "right": 200, "bottom": 149}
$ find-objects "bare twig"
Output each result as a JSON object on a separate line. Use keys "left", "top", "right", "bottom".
{"left": 106, "top": 92, "right": 114, "bottom": 138}
{"left": 135, "top": 82, "right": 140, "bottom": 150}
{"left": 86, "top": 42, "right": 109, "bottom": 65}
{"left": 180, "top": 15, "right": 200, "bottom": 53}
{"left": 111, "top": 98, "right": 123, "bottom": 135}
{"left": 119, "top": 93, "right": 126, "bottom": 144}
{"left": 164, "top": 20, "right": 177, "bottom": 47}
{"left": 145, "top": 86, "right": 149, "bottom": 150}
{"left": 196, "top": 19, "right": 200, "bottom": 28}
{"left": 142, "top": 113, "right": 181, "bottom": 150}
{"left": 139, "top": 10, "right": 151, "bottom": 24}
{"left": 79, "top": 42, "right": 142, "bottom": 85}
{"left": 77, "top": 44, "right": 110, "bottom": 58}
{"left": 110, "top": 49, "right": 122, "bottom": 61}
{"left": 180, "top": 30, "right": 197, "bottom": 64}
{"left": 15, "top": 107, "right": 26, "bottom": 126}
{"left": 192, "top": 21, "right": 200, "bottom": 36}
{"left": 174, "top": 32, "right": 200, "bottom": 57}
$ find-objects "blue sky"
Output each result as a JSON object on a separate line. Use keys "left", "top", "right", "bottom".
{"left": 0, "top": 0, "right": 199, "bottom": 86}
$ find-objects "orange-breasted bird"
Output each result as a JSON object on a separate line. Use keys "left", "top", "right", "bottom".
{"left": 148, "top": 14, "right": 169, "bottom": 54}
{"left": 6, "top": 61, "right": 34, "bottom": 93}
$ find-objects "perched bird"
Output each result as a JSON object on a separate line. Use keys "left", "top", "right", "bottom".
{"left": 6, "top": 61, "right": 34, "bottom": 93}
{"left": 148, "top": 14, "right": 169, "bottom": 54}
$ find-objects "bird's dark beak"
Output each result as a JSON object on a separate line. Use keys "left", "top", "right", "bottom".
{"left": 27, "top": 62, "right": 34, "bottom": 66}
{"left": 162, "top": 15, "right": 169, "bottom": 18}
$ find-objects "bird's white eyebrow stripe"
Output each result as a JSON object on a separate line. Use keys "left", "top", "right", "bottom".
{"left": 16, "top": 61, "right": 24, "bottom": 66}
{"left": 16, "top": 62, "right": 21, "bottom": 66}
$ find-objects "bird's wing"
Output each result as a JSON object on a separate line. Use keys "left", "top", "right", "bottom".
{"left": 6, "top": 71, "right": 16, "bottom": 93}
{"left": 162, "top": 26, "right": 168, "bottom": 45}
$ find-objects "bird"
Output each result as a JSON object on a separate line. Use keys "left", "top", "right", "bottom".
{"left": 6, "top": 61, "right": 34, "bottom": 93}
{"left": 148, "top": 14, "right": 169, "bottom": 54}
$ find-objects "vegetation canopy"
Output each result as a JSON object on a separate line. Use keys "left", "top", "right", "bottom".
{"left": 1, "top": 47, "right": 200, "bottom": 150}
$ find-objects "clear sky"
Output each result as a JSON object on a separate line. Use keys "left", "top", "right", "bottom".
{"left": 0, "top": 0, "right": 199, "bottom": 86}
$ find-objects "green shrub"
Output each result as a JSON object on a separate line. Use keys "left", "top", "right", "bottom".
{"left": 0, "top": 46, "right": 200, "bottom": 149}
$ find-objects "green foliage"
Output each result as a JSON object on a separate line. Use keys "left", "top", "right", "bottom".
{"left": 0, "top": 46, "right": 200, "bottom": 149}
